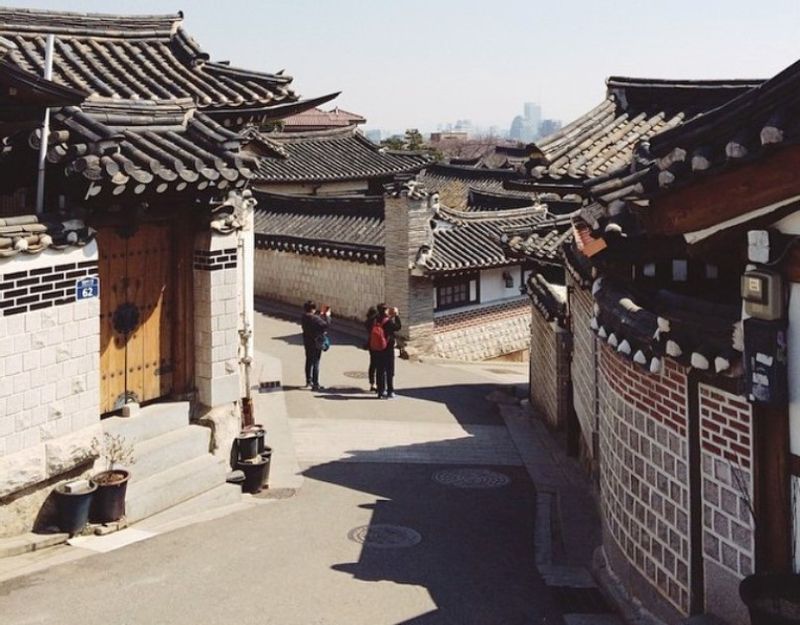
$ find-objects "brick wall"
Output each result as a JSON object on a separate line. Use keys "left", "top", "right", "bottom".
{"left": 254, "top": 248, "right": 384, "bottom": 323}
{"left": 0, "top": 244, "right": 101, "bottom": 536}
{"left": 699, "top": 384, "right": 754, "bottom": 625}
{"left": 599, "top": 345, "right": 692, "bottom": 614}
{"left": 433, "top": 297, "right": 530, "bottom": 361}
{"left": 529, "top": 307, "right": 572, "bottom": 429}
{"left": 570, "top": 279, "right": 599, "bottom": 459}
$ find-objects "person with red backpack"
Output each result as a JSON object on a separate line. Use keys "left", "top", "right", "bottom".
{"left": 370, "top": 303, "right": 401, "bottom": 399}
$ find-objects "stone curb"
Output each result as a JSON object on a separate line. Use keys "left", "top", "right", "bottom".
{"left": 0, "top": 532, "right": 69, "bottom": 559}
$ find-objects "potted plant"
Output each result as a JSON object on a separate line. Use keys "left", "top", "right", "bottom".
{"left": 54, "top": 479, "right": 97, "bottom": 536}
{"left": 89, "top": 433, "right": 135, "bottom": 523}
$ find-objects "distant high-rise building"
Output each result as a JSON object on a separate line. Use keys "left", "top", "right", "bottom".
{"left": 509, "top": 115, "right": 537, "bottom": 143}
{"left": 365, "top": 129, "right": 382, "bottom": 144}
{"left": 538, "top": 119, "right": 562, "bottom": 139}
{"left": 523, "top": 102, "right": 541, "bottom": 131}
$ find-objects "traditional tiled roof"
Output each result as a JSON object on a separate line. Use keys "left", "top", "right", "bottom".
{"left": 418, "top": 163, "right": 533, "bottom": 210}
{"left": 0, "top": 8, "right": 333, "bottom": 127}
{"left": 283, "top": 106, "right": 366, "bottom": 130}
{"left": 500, "top": 215, "right": 574, "bottom": 265}
{"left": 0, "top": 214, "right": 94, "bottom": 257}
{"left": 592, "top": 277, "right": 740, "bottom": 375}
{"left": 417, "top": 205, "right": 547, "bottom": 273}
{"left": 592, "top": 58, "right": 800, "bottom": 204}
{"left": 253, "top": 191, "right": 384, "bottom": 264}
{"left": 527, "top": 273, "right": 567, "bottom": 324}
{"left": 530, "top": 76, "right": 763, "bottom": 183}
{"left": 251, "top": 127, "right": 430, "bottom": 184}
{"left": 2, "top": 98, "right": 259, "bottom": 198}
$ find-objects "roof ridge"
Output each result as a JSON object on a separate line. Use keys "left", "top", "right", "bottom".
{"left": 0, "top": 7, "right": 182, "bottom": 37}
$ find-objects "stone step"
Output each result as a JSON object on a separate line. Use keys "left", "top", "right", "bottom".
{"left": 129, "top": 425, "right": 212, "bottom": 483}
{"left": 0, "top": 532, "right": 69, "bottom": 559}
{"left": 102, "top": 401, "right": 190, "bottom": 445}
{"left": 135, "top": 484, "right": 244, "bottom": 532}
{"left": 125, "top": 454, "right": 227, "bottom": 523}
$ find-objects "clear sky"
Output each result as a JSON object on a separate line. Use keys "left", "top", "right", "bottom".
{"left": 5, "top": 1, "right": 800, "bottom": 133}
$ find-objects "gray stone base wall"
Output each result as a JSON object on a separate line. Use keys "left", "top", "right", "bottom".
{"left": 598, "top": 345, "right": 691, "bottom": 615}
{"left": 570, "top": 280, "right": 598, "bottom": 460}
{"left": 254, "top": 249, "right": 384, "bottom": 322}
{"left": 433, "top": 298, "right": 530, "bottom": 361}
{"left": 529, "top": 308, "right": 572, "bottom": 429}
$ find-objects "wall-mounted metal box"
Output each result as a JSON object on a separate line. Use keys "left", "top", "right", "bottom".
{"left": 741, "top": 269, "right": 784, "bottom": 321}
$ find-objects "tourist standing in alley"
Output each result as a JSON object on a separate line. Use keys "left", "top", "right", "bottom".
{"left": 301, "top": 300, "right": 331, "bottom": 391}
{"left": 365, "top": 306, "right": 378, "bottom": 392}
{"left": 370, "top": 303, "right": 401, "bottom": 398}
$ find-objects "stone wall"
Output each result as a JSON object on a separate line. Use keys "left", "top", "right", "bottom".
{"left": 253, "top": 249, "right": 384, "bottom": 322}
{"left": 570, "top": 279, "right": 599, "bottom": 460}
{"left": 699, "top": 384, "right": 754, "bottom": 625}
{"left": 598, "top": 346, "right": 692, "bottom": 617}
{"left": 0, "top": 244, "right": 101, "bottom": 537}
{"left": 433, "top": 297, "right": 530, "bottom": 361}
{"left": 529, "top": 307, "right": 572, "bottom": 430}
{"left": 384, "top": 193, "right": 435, "bottom": 355}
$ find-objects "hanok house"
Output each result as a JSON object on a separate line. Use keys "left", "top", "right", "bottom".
{"left": 0, "top": 8, "right": 332, "bottom": 535}
{"left": 513, "top": 62, "right": 800, "bottom": 624}
{"left": 280, "top": 106, "right": 366, "bottom": 133}
{"left": 499, "top": 76, "right": 762, "bottom": 434}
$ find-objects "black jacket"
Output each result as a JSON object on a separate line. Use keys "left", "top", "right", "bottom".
{"left": 301, "top": 312, "right": 330, "bottom": 347}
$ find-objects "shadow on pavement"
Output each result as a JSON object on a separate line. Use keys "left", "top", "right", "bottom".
{"left": 304, "top": 457, "right": 559, "bottom": 625}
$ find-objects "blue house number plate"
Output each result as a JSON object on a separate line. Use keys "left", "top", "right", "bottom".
{"left": 75, "top": 276, "right": 100, "bottom": 300}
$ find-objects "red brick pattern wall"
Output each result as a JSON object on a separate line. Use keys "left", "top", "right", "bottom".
{"left": 570, "top": 280, "right": 598, "bottom": 458}
{"left": 529, "top": 307, "right": 572, "bottom": 429}
{"left": 699, "top": 384, "right": 754, "bottom": 580}
{"left": 598, "top": 344, "right": 691, "bottom": 614}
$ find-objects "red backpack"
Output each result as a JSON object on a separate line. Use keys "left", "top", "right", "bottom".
{"left": 369, "top": 318, "right": 389, "bottom": 351}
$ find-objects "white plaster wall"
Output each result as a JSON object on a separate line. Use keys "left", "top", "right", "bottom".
{"left": 480, "top": 266, "right": 522, "bottom": 303}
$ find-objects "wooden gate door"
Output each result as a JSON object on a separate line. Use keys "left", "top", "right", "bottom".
{"left": 98, "top": 223, "right": 174, "bottom": 413}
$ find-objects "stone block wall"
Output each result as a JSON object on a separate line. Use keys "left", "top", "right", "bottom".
{"left": 0, "top": 244, "right": 101, "bottom": 537}
{"left": 699, "top": 384, "right": 754, "bottom": 625}
{"left": 570, "top": 280, "right": 599, "bottom": 459}
{"left": 384, "top": 193, "right": 435, "bottom": 355}
{"left": 529, "top": 308, "right": 572, "bottom": 429}
{"left": 433, "top": 297, "right": 530, "bottom": 361}
{"left": 194, "top": 234, "right": 241, "bottom": 409}
{"left": 598, "top": 345, "right": 692, "bottom": 616}
{"left": 253, "top": 249, "right": 384, "bottom": 322}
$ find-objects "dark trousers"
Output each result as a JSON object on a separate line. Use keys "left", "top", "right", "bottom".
{"left": 368, "top": 350, "right": 378, "bottom": 385}
{"left": 375, "top": 348, "right": 395, "bottom": 395}
{"left": 304, "top": 344, "right": 322, "bottom": 387}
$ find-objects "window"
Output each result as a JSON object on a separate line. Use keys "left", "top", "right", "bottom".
{"left": 435, "top": 274, "right": 479, "bottom": 311}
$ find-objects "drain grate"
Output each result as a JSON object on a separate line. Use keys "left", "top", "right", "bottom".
{"left": 347, "top": 524, "right": 421, "bottom": 548}
{"left": 343, "top": 371, "right": 370, "bottom": 379}
{"left": 550, "top": 586, "right": 613, "bottom": 614}
{"left": 433, "top": 468, "right": 511, "bottom": 489}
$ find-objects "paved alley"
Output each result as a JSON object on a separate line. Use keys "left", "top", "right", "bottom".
{"left": 0, "top": 312, "right": 569, "bottom": 625}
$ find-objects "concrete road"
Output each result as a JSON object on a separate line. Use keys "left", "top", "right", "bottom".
{"left": 0, "top": 312, "right": 564, "bottom": 625}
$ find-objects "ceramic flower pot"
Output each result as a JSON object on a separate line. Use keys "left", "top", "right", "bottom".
{"left": 89, "top": 469, "right": 130, "bottom": 523}
{"left": 54, "top": 480, "right": 97, "bottom": 536}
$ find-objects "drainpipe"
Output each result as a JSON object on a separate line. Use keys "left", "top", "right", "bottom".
{"left": 35, "top": 34, "right": 55, "bottom": 215}
{"left": 238, "top": 191, "right": 256, "bottom": 427}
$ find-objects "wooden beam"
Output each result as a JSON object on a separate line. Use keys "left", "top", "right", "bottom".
{"left": 752, "top": 400, "right": 793, "bottom": 573}
{"left": 645, "top": 144, "right": 800, "bottom": 236}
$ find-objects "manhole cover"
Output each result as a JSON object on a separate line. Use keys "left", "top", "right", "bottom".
{"left": 347, "top": 524, "right": 421, "bottom": 548}
{"left": 343, "top": 371, "right": 369, "bottom": 379}
{"left": 433, "top": 468, "right": 511, "bottom": 489}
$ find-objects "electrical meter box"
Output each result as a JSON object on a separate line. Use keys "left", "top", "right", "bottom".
{"left": 741, "top": 269, "right": 784, "bottom": 320}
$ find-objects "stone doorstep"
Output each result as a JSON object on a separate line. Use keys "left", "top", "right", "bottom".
{"left": 0, "top": 532, "right": 69, "bottom": 559}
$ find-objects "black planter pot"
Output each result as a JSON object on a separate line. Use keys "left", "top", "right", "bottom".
{"left": 89, "top": 469, "right": 130, "bottom": 523}
{"left": 260, "top": 446, "right": 273, "bottom": 487}
{"left": 740, "top": 573, "right": 800, "bottom": 625}
{"left": 54, "top": 480, "right": 97, "bottom": 536}
{"left": 236, "top": 456, "right": 269, "bottom": 494}
{"left": 236, "top": 431, "right": 261, "bottom": 461}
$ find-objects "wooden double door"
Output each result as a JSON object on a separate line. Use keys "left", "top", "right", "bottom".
{"left": 97, "top": 222, "right": 186, "bottom": 413}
